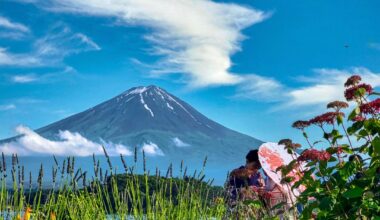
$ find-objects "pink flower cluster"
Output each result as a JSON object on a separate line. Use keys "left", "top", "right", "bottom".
{"left": 344, "top": 83, "right": 373, "bottom": 101}
{"left": 359, "top": 98, "right": 380, "bottom": 114}
{"left": 297, "top": 149, "right": 331, "bottom": 162}
{"left": 352, "top": 115, "right": 366, "bottom": 122}
{"left": 309, "top": 112, "right": 344, "bottom": 126}
{"left": 344, "top": 75, "right": 362, "bottom": 87}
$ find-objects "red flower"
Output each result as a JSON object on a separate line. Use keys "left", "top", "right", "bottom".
{"left": 336, "top": 146, "right": 343, "bottom": 154}
{"left": 292, "top": 120, "right": 310, "bottom": 129}
{"left": 309, "top": 112, "right": 344, "bottom": 126}
{"left": 326, "top": 101, "right": 349, "bottom": 111}
{"left": 359, "top": 98, "right": 380, "bottom": 114}
{"left": 344, "top": 75, "right": 362, "bottom": 87}
{"left": 352, "top": 115, "right": 366, "bottom": 122}
{"left": 344, "top": 83, "right": 373, "bottom": 101}
{"left": 319, "top": 151, "right": 331, "bottom": 161}
{"left": 298, "top": 149, "right": 331, "bottom": 162}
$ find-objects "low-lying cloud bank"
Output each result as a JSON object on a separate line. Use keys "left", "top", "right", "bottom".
{"left": 0, "top": 126, "right": 132, "bottom": 156}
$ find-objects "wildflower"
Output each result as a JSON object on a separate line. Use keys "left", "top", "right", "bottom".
{"left": 50, "top": 212, "right": 56, "bottom": 220}
{"left": 292, "top": 143, "right": 302, "bottom": 149}
{"left": 298, "top": 149, "right": 331, "bottom": 162}
{"left": 326, "top": 101, "right": 349, "bottom": 111}
{"left": 278, "top": 139, "right": 292, "bottom": 146}
{"left": 309, "top": 112, "right": 344, "bottom": 126}
{"left": 351, "top": 115, "right": 366, "bottom": 122}
{"left": 214, "top": 197, "right": 224, "bottom": 204}
{"left": 292, "top": 120, "right": 310, "bottom": 129}
{"left": 344, "top": 75, "right": 362, "bottom": 87}
{"left": 335, "top": 146, "right": 343, "bottom": 154}
{"left": 23, "top": 207, "right": 32, "bottom": 220}
{"left": 319, "top": 151, "right": 331, "bottom": 161}
{"left": 359, "top": 98, "right": 380, "bottom": 114}
{"left": 344, "top": 83, "right": 373, "bottom": 101}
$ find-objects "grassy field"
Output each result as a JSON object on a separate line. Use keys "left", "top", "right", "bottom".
{"left": 0, "top": 148, "right": 233, "bottom": 220}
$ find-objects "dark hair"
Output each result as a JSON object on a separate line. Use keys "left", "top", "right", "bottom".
{"left": 246, "top": 150, "right": 259, "bottom": 163}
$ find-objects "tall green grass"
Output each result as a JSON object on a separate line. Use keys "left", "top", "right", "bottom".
{"left": 0, "top": 148, "right": 228, "bottom": 220}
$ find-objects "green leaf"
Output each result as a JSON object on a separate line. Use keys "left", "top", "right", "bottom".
{"left": 337, "top": 114, "right": 344, "bottom": 125}
{"left": 319, "top": 197, "right": 333, "bottom": 210}
{"left": 348, "top": 107, "right": 359, "bottom": 121}
{"left": 243, "top": 200, "right": 262, "bottom": 208}
{"left": 373, "top": 136, "right": 380, "bottom": 156}
{"left": 343, "top": 187, "right": 364, "bottom": 199}
{"left": 347, "top": 121, "right": 363, "bottom": 134}
{"left": 303, "top": 131, "right": 308, "bottom": 139}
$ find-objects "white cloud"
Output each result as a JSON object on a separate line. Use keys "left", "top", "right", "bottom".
{"left": 33, "top": 23, "right": 101, "bottom": 63}
{"left": 11, "top": 74, "right": 38, "bottom": 83}
{"left": 172, "top": 137, "right": 190, "bottom": 147}
{"left": 0, "top": 104, "right": 16, "bottom": 111}
{"left": 0, "top": 47, "right": 41, "bottom": 66}
{"left": 40, "top": 0, "right": 269, "bottom": 87}
{"left": 234, "top": 67, "right": 380, "bottom": 110}
{"left": 0, "top": 126, "right": 132, "bottom": 156}
{"left": 286, "top": 67, "right": 380, "bottom": 107}
{"left": 234, "top": 74, "right": 283, "bottom": 101}
{"left": 0, "top": 16, "right": 29, "bottom": 33}
{"left": 141, "top": 142, "right": 164, "bottom": 156}
{"left": 0, "top": 24, "right": 100, "bottom": 67}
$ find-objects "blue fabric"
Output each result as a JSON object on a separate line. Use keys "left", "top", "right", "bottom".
{"left": 228, "top": 166, "right": 262, "bottom": 200}
{"left": 229, "top": 166, "right": 262, "bottom": 188}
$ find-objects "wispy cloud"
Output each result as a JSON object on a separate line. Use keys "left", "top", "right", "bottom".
{"left": 0, "top": 23, "right": 100, "bottom": 67}
{"left": 36, "top": 0, "right": 269, "bottom": 87}
{"left": 0, "top": 16, "right": 29, "bottom": 33}
{"left": 0, "top": 104, "right": 16, "bottom": 111}
{"left": 286, "top": 67, "right": 380, "bottom": 107}
{"left": 235, "top": 67, "right": 380, "bottom": 110}
{"left": 5, "top": 65, "right": 77, "bottom": 84}
{"left": 0, "top": 126, "right": 132, "bottom": 156}
{"left": 0, "top": 47, "right": 40, "bottom": 66}
{"left": 141, "top": 142, "right": 164, "bottom": 156}
{"left": 11, "top": 74, "right": 38, "bottom": 83}
{"left": 0, "top": 16, "right": 30, "bottom": 40}
{"left": 234, "top": 74, "right": 283, "bottom": 101}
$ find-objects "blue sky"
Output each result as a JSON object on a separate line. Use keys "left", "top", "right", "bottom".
{"left": 1, "top": 0, "right": 380, "bottom": 150}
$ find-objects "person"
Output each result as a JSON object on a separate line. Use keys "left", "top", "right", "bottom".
{"left": 227, "top": 149, "right": 264, "bottom": 202}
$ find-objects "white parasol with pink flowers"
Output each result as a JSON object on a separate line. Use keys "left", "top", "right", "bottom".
{"left": 258, "top": 142, "right": 306, "bottom": 204}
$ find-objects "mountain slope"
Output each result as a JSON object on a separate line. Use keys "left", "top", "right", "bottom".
{"left": 1, "top": 85, "right": 262, "bottom": 163}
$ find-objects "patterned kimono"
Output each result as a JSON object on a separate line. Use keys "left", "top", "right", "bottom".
{"left": 227, "top": 166, "right": 264, "bottom": 202}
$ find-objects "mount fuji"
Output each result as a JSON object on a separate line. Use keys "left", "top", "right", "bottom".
{"left": 1, "top": 85, "right": 262, "bottom": 164}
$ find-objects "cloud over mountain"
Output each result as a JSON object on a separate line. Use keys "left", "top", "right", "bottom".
{"left": 0, "top": 126, "right": 132, "bottom": 156}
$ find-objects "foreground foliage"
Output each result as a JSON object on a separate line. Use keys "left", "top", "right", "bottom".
{"left": 280, "top": 75, "right": 380, "bottom": 219}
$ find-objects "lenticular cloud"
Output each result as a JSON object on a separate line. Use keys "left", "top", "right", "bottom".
{"left": 45, "top": 0, "right": 269, "bottom": 87}
{"left": 0, "top": 126, "right": 132, "bottom": 156}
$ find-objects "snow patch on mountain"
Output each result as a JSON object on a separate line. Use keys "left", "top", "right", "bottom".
{"left": 166, "top": 102, "right": 174, "bottom": 110}
{"left": 139, "top": 93, "right": 154, "bottom": 117}
{"left": 125, "top": 87, "right": 148, "bottom": 95}
{"left": 141, "top": 142, "right": 164, "bottom": 156}
{"left": 156, "top": 87, "right": 197, "bottom": 121}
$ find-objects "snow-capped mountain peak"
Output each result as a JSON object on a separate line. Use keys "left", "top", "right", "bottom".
{"left": 0, "top": 85, "right": 262, "bottom": 163}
